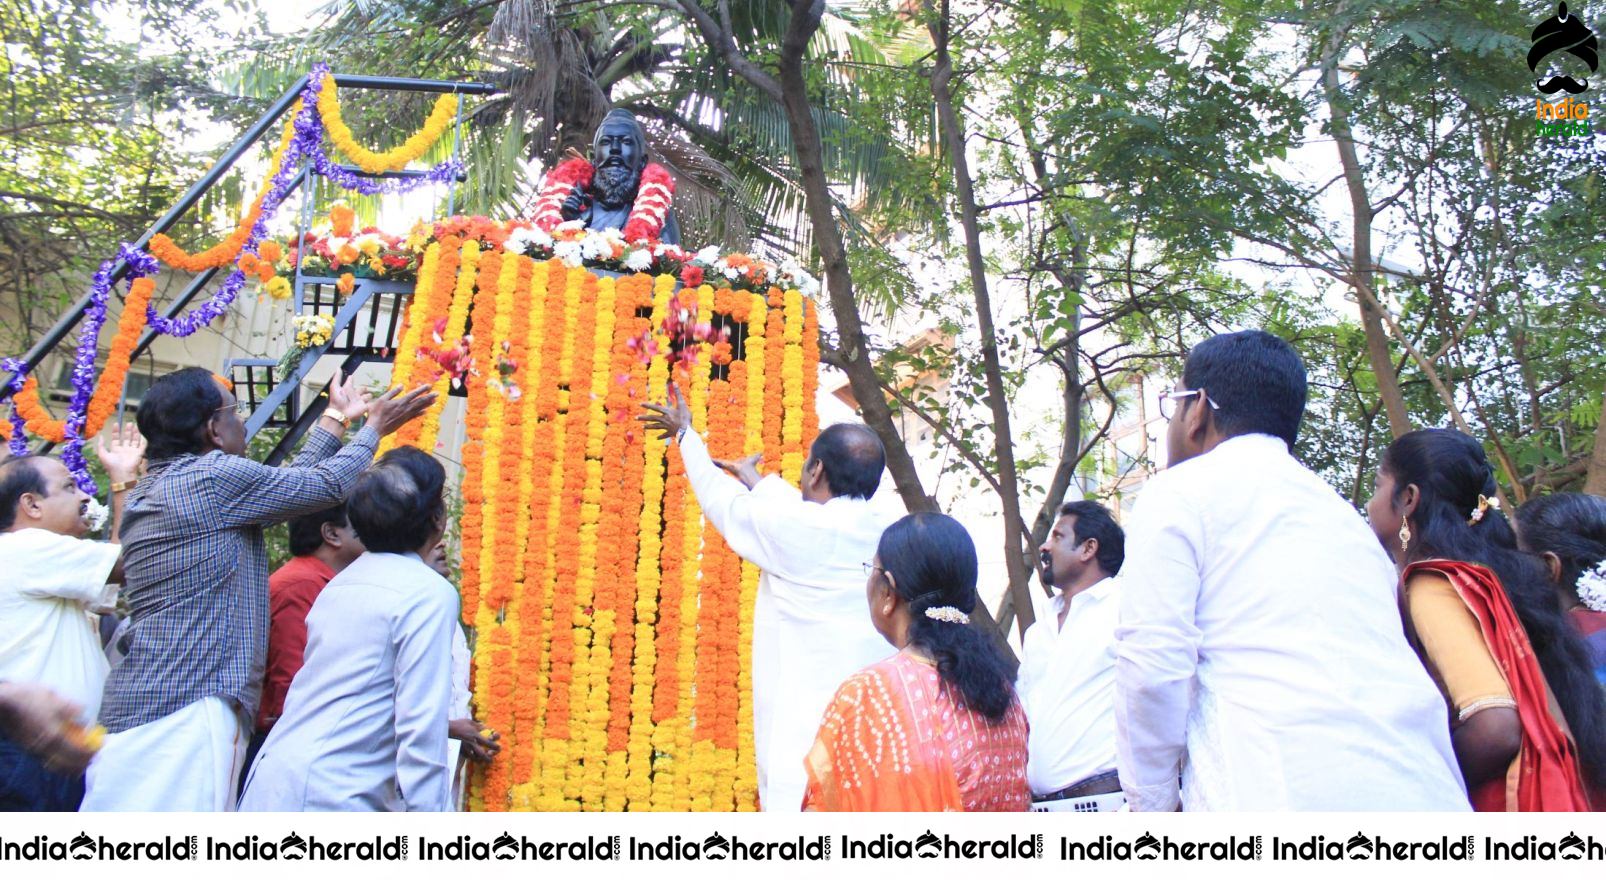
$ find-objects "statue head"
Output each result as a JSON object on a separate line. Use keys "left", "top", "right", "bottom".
{"left": 590, "top": 109, "right": 649, "bottom": 209}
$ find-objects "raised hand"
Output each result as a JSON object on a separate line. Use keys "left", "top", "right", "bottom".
{"left": 560, "top": 183, "right": 590, "bottom": 221}
{"left": 637, "top": 380, "right": 692, "bottom": 441}
{"left": 95, "top": 423, "right": 146, "bottom": 483}
{"left": 327, "top": 370, "right": 374, "bottom": 422}
{"left": 364, "top": 384, "right": 438, "bottom": 437}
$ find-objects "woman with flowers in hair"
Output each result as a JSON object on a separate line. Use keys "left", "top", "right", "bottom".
{"left": 1366, "top": 428, "right": 1605, "bottom": 811}
{"left": 1517, "top": 493, "right": 1606, "bottom": 686}
{"left": 803, "top": 513, "right": 1028, "bottom": 812}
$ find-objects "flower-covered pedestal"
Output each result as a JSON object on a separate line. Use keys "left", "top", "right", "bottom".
{"left": 384, "top": 238, "right": 821, "bottom": 812}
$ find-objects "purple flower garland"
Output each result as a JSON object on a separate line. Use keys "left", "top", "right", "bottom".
{"left": 7, "top": 63, "right": 466, "bottom": 489}
{"left": 3, "top": 357, "right": 28, "bottom": 458}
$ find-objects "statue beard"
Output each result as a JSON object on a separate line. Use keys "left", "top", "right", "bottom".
{"left": 593, "top": 161, "right": 641, "bottom": 209}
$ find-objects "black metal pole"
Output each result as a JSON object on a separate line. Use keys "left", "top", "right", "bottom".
{"left": 331, "top": 74, "right": 498, "bottom": 95}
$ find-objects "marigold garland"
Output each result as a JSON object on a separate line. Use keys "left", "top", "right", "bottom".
{"left": 316, "top": 73, "right": 459, "bottom": 174}
{"left": 398, "top": 252, "right": 817, "bottom": 812}
{"left": 5, "top": 278, "right": 155, "bottom": 445}
{"left": 413, "top": 239, "right": 478, "bottom": 453}
{"left": 146, "top": 106, "right": 299, "bottom": 272}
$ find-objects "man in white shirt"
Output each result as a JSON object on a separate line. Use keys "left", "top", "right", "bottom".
{"left": 1017, "top": 500, "right": 1126, "bottom": 812}
{"left": 0, "top": 428, "right": 144, "bottom": 810}
{"left": 1114, "top": 330, "right": 1467, "bottom": 811}
{"left": 240, "top": 447, "right": 459, "bottom": 811}
{"left": 642, "top": 384, "right": 896, "bottom": 811}
{"left": 425, "top": 541, "right": 499, "bottom": 808}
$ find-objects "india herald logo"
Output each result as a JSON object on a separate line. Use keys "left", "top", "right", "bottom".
{"left": 1531, "top": 2, "right": 1598, "bottom": 94}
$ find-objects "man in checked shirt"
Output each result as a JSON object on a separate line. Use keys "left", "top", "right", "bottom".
{"left": 81, "top": 367, "right": 434, "bottom": 811}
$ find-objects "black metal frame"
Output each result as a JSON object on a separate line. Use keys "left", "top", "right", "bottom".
{"left": 2, "top": 74, "right": 495, "bottom": 401}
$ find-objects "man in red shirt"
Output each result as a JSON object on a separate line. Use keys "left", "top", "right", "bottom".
{"left": 239, "top": 504, "right": 364, "bottom": 791}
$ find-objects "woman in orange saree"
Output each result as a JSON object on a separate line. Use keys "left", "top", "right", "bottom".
{"left": 1368, "top": 429, "right": 1604, "bottom": 811}
{"left": 803, "top": 513, "right": 1029, "bottom": 812}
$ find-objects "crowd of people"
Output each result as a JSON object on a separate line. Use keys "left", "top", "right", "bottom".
{"left": 2, "top": 329, "right": 1604, "bottom": 812}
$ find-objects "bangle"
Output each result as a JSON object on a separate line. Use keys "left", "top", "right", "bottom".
{"left": 322, "top": 410, "right": 350, "bottom": 429}
{"left": 110, "top": 478, "right": 138, "bottom": 493}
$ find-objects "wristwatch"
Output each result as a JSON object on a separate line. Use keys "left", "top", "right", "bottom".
{"left": 322, "top": 409, "right": 351, "bottom": 430}
{"left": 110, "top": 478, "right": 138, "bottom": 493}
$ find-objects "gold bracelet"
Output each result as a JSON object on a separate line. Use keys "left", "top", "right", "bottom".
{"left": 110, "top": 478, "right": 138, "bottom": 493}
{"left": 322, "top": 409, "right": 350, "bottom": 429}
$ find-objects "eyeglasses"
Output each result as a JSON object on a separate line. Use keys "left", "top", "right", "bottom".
{"left": 214, "top": 401, "right": 249, "bottom": 420}
{"left": 1158, "top": 389, "right": 1219, "bottom": 421}
{"left": 861, "top": 561, "right": 885, "bottom": 577}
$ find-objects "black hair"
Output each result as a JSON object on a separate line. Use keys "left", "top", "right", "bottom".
{"left": 1182, "top": 329, "right": 1308, "bottom": 450}
{"left": 136, "top": 367, "right": 225, "bottom": 462}
{"left": 1057, "top": 500, "right": 1126, "bottom": 576}
{"left": 347, "top": 447, "right": 446, "bottom": 555}
{"left": 288, "top": 503, "right": 351, "bottom": 557}
{"left": 808, "top": 423, "right": 884, "bottom": 500}
{"left": 1381, "top": 429, "right": 1606, "bottom": 787}
{"left": 1518, "top": 492, "right": 1606, "bottom": 600}
{"left": 877, "top": 512, "right": 1016, "bottom": 723}
{"left": 0, "top": 455, "right": 47, "bottom": 531}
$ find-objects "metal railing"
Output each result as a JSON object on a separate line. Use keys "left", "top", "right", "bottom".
{"left": 1, "top": 73, "right": 497, "bottom": 403}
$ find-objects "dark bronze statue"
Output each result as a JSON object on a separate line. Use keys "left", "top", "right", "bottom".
{"left": 560, "top": 109, "right": 681, "bottom": 245}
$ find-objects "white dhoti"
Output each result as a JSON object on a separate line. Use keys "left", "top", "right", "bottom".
{"left": 81, "top": 696, "right": 247, "bottom": 812}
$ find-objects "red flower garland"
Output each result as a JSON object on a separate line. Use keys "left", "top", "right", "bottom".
{"left": 530, "top": 159, "right": 675, "bottom": 244}
{"left": 620, "top": 164, "right": 675, "bottom": 243}
{"left": 530, "top": 158, "right": 595, "bottom": 232}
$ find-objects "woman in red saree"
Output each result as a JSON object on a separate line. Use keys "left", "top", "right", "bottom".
{"left": 1368, "top": 429, "right": 1605, "bottom": 811}
{"left": 803, "top": 513, "right": 1029, "bottom": 812}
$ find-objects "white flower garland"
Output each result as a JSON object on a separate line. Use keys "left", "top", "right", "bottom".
{"left": 1577, "top": 559, "right": 1606, "bottom": 613}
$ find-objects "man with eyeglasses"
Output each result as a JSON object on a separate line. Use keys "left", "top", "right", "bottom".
{"left": 83, "top": 367, "right": 436, "bottom": 811}
{"left": 1113, "top": 330, "right": 1466, "bottom": 812}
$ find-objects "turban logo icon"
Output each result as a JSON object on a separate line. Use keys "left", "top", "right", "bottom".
{"left": 1530, "top": 2, "right": 1598, "bottom": 94}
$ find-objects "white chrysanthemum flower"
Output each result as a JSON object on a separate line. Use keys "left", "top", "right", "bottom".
{"left": 1578, "top": 560, "right": 1606, "bottom": 613}
{"left": 85, "top": 498, "right": 109, "bottom": 532}
{"left": 553, "top": 240, "right": 584, "bottom": 267}
{"left": 695, "top": 245, "right": 722, "bottom": 265}
{"left": 624, "top": 248, "right": 654, "bottom": 272}
{"left": 580, "top": 233, "right": 613, "bottom": 261}
{"left": 529, "top": 228, "right": 555, "bottom": 249}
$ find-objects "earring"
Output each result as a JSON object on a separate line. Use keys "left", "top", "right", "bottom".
{"left": 1398, "top": 520, "right": 1412, "bottom": 553}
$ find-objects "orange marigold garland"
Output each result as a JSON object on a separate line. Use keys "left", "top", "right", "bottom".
{"left": 414, "top": 239, "right": 479, "bottom": 453}
{"left": 456, "top": 252, "right": 502, "bottom": 621}
{"left": 147, "top": 108, "right": 299, "bottom": 272}
{"left": 6, "top": 277, "right": 154, "bottom": 444}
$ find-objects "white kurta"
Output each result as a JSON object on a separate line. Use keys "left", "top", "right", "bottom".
{"left": 1017, "top": 577, "right": 1120, "bottom": 796}
{"left": 0, "top": 528, "right": 120, "bottom": 723}
{"left": 1113, "top": 433, "right": 1468, "bottom": 811}
{"left": 239, "top": 551, "right": 458, "bottom": 812}
{"left": 679, "top": 430, "right": 897, "bottom": 812}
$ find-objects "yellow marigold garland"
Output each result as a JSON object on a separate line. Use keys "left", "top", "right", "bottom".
{"left": 316, "top": 74, "right": 459, "bottom": 174}
{"left": 781, "top": 289, "right": 806, "bottom": 484}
